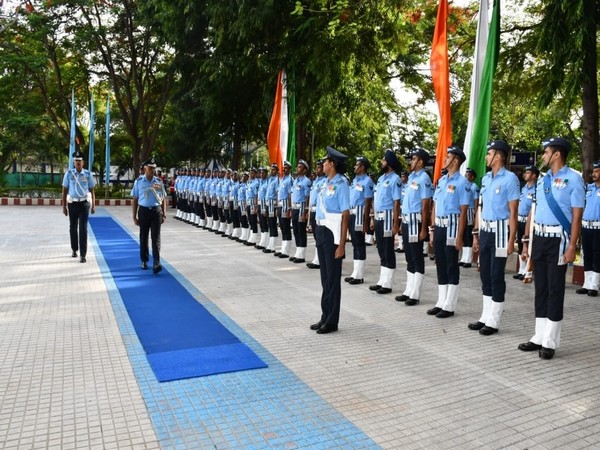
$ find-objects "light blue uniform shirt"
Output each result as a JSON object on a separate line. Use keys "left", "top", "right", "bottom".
{"left": 374, "top": 171, "right": 402, "bottom": 211}
{"left": 266, "top": 176, "right": 279, "bottom": 200}
{"left": 316, "top": 174, "right": 350, "bottom": 220}
{"left": 466, "top": 180, "right": 479, "bottom": 208}
{"left": 480, "top": 167, "right": 520, "bottom": 221}
{"left": 534, "top": 165, "right": 585, "bottom": 224}
{"left": 518, "top": 183, "right": 536, "bottom": 216}
{"left": 583, "top": 183, "right": 600, "bottom": 221}
{"left": 309, "top": 176, "right": 326, "bottom": 207}
{"left": 400, "top": 169, "right": 433, "bottom": 214}
{"left": 238, "top": 181, "right": 246, "bottom": 202}
{"left": 350, "top": 174, "right": 374, "bottom": 207}
{"left": 258, "top": 178, "right": 268, "bottom": 201}
{"left": 292, "top": 175, "right": 311, "bottom": 203}
{"left": 247, "top": 178, "right": 259, "bottom": 203}
{"left": 62, "top": 168, "right": 95, "bottom": 198}
{"left": 131, "top": 175, "right": 166, "bottom": 207}
{"left": 278, "top": 175, "right": 293, "bottom": 201}
{"left": 230, "top": 180, "right": 239, "bottom": 201}
{"left": 433, "top": 172, "right": 470, "bottom": 216}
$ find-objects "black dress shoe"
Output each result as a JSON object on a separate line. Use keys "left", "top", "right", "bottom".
{"left": 588, "top": 290, "right": 598, "bottom": 297}
{"left": 518, "top": 341, "right": 542, "bottom": 352}
{"left": 255, "top": 245, "right": 265, "bottom": 250}
{"left": 289, "top": 256, "right": 296, "bottom": 261}
{"left": 576, "top": 287, "right": 589, "bottom": 295}
{"left": 458, "top": 262, "right": 464, "bottom": 267}
{"left": 539, "top": 347, "right": 555, "bottom": 359}
{"left": 274, "top": 252, "right": 281, "bottom": 257}
{"left": 427, "top": 307, "right": 442, "bottom": 316}
{"left": 306, "top": 263, "right": 320, "bottom": 269}
{"left": 405, "top": 298, "right": 419, "bottom": 306}
{"left": 344, "top": 276, "right": 353, "bottom": 283}
{"left": 348, "top": 278, "right": 364, "bottom": 285}
{"left": 462, "top": 263, "right": 472, "bottom": 268}
{"left": 479, "top": 326, "right": 498, "bottom": 335}
{"left": 368, "top": 284, "right": 381, "bottom": 291}
{"left": 71, "top": 251, "right": 77, "bottom": 258}
{"left": 153, "top": 264, "right": 163, "bottom": 274}
{"left": 316, "top": 324, "right": 338, "bottom": 334}
{"left": 395, "top": 294, "right": 408, "bottom": 302}
{"left": 293, "top": 258, "right": 305, "bottom": 264}
{"left": 436, "top": 310, "right": 454, "bottom": 318}
{"left": 244, "top": 242, "right": 255, "bottom": 246}
{"left": 310, "top": 321, "right": 323, "bottom": 330}
{"left": 376, "top": 287, "right": 392, "bottom": 294}
{"left": 513, "top": 273, "right": 524, "bottom": 280}
{"left": 263, "top": 249, "right": 274, "bottom": 254}
{"left": 141, "top": 261, "right": 149, "bottom": 270}
{"left": 278, "top": 254, "right": 289, "bottom": 259}
{"left": 468, "top": 321, "right": 485, "bottom": 330}
{"left": 80, "top": 257, "right": 86, "bottom": 263}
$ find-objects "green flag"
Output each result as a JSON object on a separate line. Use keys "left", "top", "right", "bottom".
{"left": 466, "top": 0, "right": 500, "bottom": 185}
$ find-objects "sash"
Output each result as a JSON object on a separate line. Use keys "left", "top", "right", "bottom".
{"left": 543, "top": 174, "right": 571, "bottom": 237}
{"left": 318, "top": 195, "right": 343, "bottom": 245}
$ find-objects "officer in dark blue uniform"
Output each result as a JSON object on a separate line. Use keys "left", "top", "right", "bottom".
{"left": 62, "top": 151, "right": 96, "bottom": 263}
{"left": 519, "top": 138, "right": 584, "bottom": 359}
{"left": 310, "top": 147, "right": 350, "bottom": 334}
{"left": 131, "top": 157, "right": 167, "bottom": 274}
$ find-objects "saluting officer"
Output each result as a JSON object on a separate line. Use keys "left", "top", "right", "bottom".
{"left": 62, "top": 150, "right": 96, "bottom": 263}
{"left": 345, "top": 156, "right": 374, "bottom": 285}
{"left": 469, "top": 140, "right": 519, "bottom": 335}
{"left": 290, "top": 160, "right": 312, "bottom": 263}
{"left": 459, "top": 168, "right": 479, "bottom": 268}
{"left": 369, "top": 150, "right": 402, "bottom": 294}
{"left": 395, "top": 148, "right": 433, "bottom": 305}
{"left": 514, "top": 165, "right": 539, "bottom": 280}
{"left": 577, "top": 161, "right": 600, "bottom": 296}
{"left": 275, "top": 161, "right": 294, "bottom": 258}
{"left": 310, "top": 146, "right": 350, "bottom": 334}
{"left": 131, "top": 157, "right": 167, "bottom": 274}
{"left": 427, "top": 147, "right": 469, "bottom": 318}
{"left": 519, "top": 137, "right": 584, "bottom": 359}
{"left": 307, "top": 160, "right": 326, "bottom": 268}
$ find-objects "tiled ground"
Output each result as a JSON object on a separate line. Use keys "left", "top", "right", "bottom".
{"left": 1, "top": 205, "right": 600, "bottom": 449}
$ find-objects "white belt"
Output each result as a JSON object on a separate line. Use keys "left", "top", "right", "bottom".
{"left": 310, "top": 206, "right": 316, "bottom": 212}
{"left": 375, "top": 211, "right": 389, "bottom": 220}
{"left": 292, "top": 203, "right": 303, "bottom": 209}
{"left": 70, "top": 197, "right": 88, "bottom": 202}
{"left": 518, "top": 215, "right": 528, "bottom": 223}
{"left": 481, "top": 219, "right": 497, "bottom": 231}
{"left": 582, "top": 220, "right": 600, "bottom": 229}
{"left": 534, "top": 223, "right": 562, "bottom": 234}
{"left": 277, "top": 201, "right": 283, "bottom": 206}
{"left": 402, "top": 213, "right": 421, "bottom": 222}
{"left": 316, "top": 219, "right": 327, "bottom": 226}
{"left": 435, "top": 217, "right": 449, "bottom": 227}
{"left": 350, "top": 208, "right": 357, "bottom": 215}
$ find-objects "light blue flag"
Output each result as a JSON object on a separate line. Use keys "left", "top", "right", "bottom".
{"left": 88, "top": 94, "right": 95, "bottom": 171}
{"left": 105, "top": 96, "right": 111, "bottom": 186}
{"left": 68, "top": 89, "right": 76, "bottom": 170}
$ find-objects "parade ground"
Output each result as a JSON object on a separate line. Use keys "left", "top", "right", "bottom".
{"left": 1, "top": 205, "right": 600, "bottom": 450}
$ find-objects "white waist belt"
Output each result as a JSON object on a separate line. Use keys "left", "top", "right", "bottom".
{"left": 435, "top": 217, "right": 449, "bottom": 227}
{"left": 481, "top": 219, "right": 497, "bottom": 231}
{"left": 70, "top": 197, "right": 87, "bottom": 202}
{"left": 534, "top": 223, "right": 562, "bottom": 234}
{"left": 582, "top": 220, "right": 600, "bottom": 229}
{"left": 518, "top": 215, "right": 528, "bottom": 223}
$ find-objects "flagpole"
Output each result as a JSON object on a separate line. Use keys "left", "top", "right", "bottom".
{"left": 88, "top": 94, "right": 95, "bottom": 175}
{"left": 105, "top": 96, "right": 111, "bottom": 200}
{"left": 68, "top": 89, "right": 76, "bottom": 171}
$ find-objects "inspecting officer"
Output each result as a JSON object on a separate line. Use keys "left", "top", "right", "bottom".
{"left": 131, "top": 157, "right": 167, "bottom": 274}
{"left": 62, "top": 150, "right": 96, "bottom": 263}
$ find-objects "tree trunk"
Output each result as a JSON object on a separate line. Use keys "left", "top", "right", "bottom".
{"left": 580, "top": 0, "right": 599, "bottom": 183}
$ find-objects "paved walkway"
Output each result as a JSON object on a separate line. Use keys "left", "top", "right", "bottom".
{"left": 1, "top": 205, "right": 600, "bottom": 449}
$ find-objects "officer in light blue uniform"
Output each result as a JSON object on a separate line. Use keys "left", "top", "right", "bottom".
{"left": 345, "top": 156, "right": 374, "bottom": 285}
{"left": 578, "top": 161, "right": 600, "bottom": 296}
{"left": 513, "top": 165, "right": 539, "bottom": 279}
{"left": 256, "top": 167, "right": 270, "bottom": 249}
{"left": 263, "top": 163, "right": 280, "bottom": 253}
{"left": 131, "top": 157, "right": 167, "bottom": 274}
{"left": 396, "top": 148, "right": 433, "bottom": 305}
{"left": 62, "top": 150, "right": 96, "bottom": 263}
{"left": 519, "top": 137, "right": 584, "bottom": 359}
{"left": 395, "top": 170, "right": 409, "bottom": 253}
{"left": 290, "top": 160, "right": 312, "bottom": 263}
{"left": 237, "top": 172, "right": 250, "bottom": 242}
{"left": 307, "top": 160, "right": 326, "bottom": 268}
{"left": 459, "top": 168, "right": 479, "bottom": 268}
{"left": 310, "top": 146, "right": 350, "bottom": 335}
{"left": 275, "top": 161, "right": 294, "bottom": 258}
{"left": 470, "top": 140, "right": 520, "bottom": 336}
{"left": 245, "top": 168, "right": 260, "bottom": 245}
{"left": 428, "top": 147, "right": 470, "bottom": 318}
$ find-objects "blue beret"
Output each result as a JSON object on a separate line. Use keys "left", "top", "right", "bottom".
{"left": 325, "top": 146, "right": 348, "bottom": 164}
{"left": 465, "top": 167, "right": 477, "bottom": 177}
{"left": 447, "top": 146, "right": 466, "bottom": 163}
{"left": 542, "top": 137, "right": 571, "bottom": 153}
{"left": 410, "top": 147, "right": 430, "bottom": 163}
{"left": 525, "top": 165, "right": 539, "bottom": 175}
{"left": 487, "top": 140, "right": 511, "bottom": 155}
{"left": 356, "top": 156, "right": 371, "bottom": 169}
{"left": 593, "top": 161, "right": 600, "bottom": 169}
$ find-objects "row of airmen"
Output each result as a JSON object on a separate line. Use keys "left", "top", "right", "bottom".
{"left": 172, "top": 137, "right": 600, "bottom": 360}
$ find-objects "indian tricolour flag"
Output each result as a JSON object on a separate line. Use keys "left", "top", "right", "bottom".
{"left": 463, "top": 0, "right": 500, "bottom": 184}
{"left": 267, "top": 70, "right": 296, "bottom": 173}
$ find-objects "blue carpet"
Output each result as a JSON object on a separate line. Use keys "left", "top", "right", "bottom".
{"left": 90, "top": 216, "right": 267, "bottom": 382}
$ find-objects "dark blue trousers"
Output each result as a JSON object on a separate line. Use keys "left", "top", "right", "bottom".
{"left": 315, "top": 225, "right": 342, "bottom": 326}
{"left": 479, "top": 230, "right": 507, "bottom": 302}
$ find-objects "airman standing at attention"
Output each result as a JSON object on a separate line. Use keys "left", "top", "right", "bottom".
{"left": 395, "top": 170, "right": 409, "bottom": 253}
{"left": 264, "top": 163, "right": 280, "bottom": 253}
{"left": 459, "top": 168, "right": 480, "bottom": 268}
{"left": 345, "top": 156, "right": 374, "bottom": 285}
{"left": 237, "top": 172, "right": 250, "bottom": 242}
{"left": 62, "top": 150, "right": 96, "bottom": 263}
{"left": 576, "top": 161, "right": 600, "bottom": 296}
{"left": 519, "top": 137, "right": 584, "bottom": 359}
{"left": 256, "top": 167, "right": 270, "bottom": 249}
{"left": 290, "top": 160, "right": 312, "bottom": 263}
{"left": 307, "top": 160, "right": 326, "bottom": 268}
{"left": 469, "top": 140, "right": 520, "bottom": 335}
{"left": 514, "top": 165, "right": 539, "bottom": 280}
{"left": 369, "top": 150, "right": 402, "bottom": 295}
{"left": 395, "top": 148, "right": 433, "bottom": 305}
{"left": 245, "top": 168, "right": 260, "bottom": 246}
{"left": 275, "top": 161, "right": 294, "bottom": 258}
